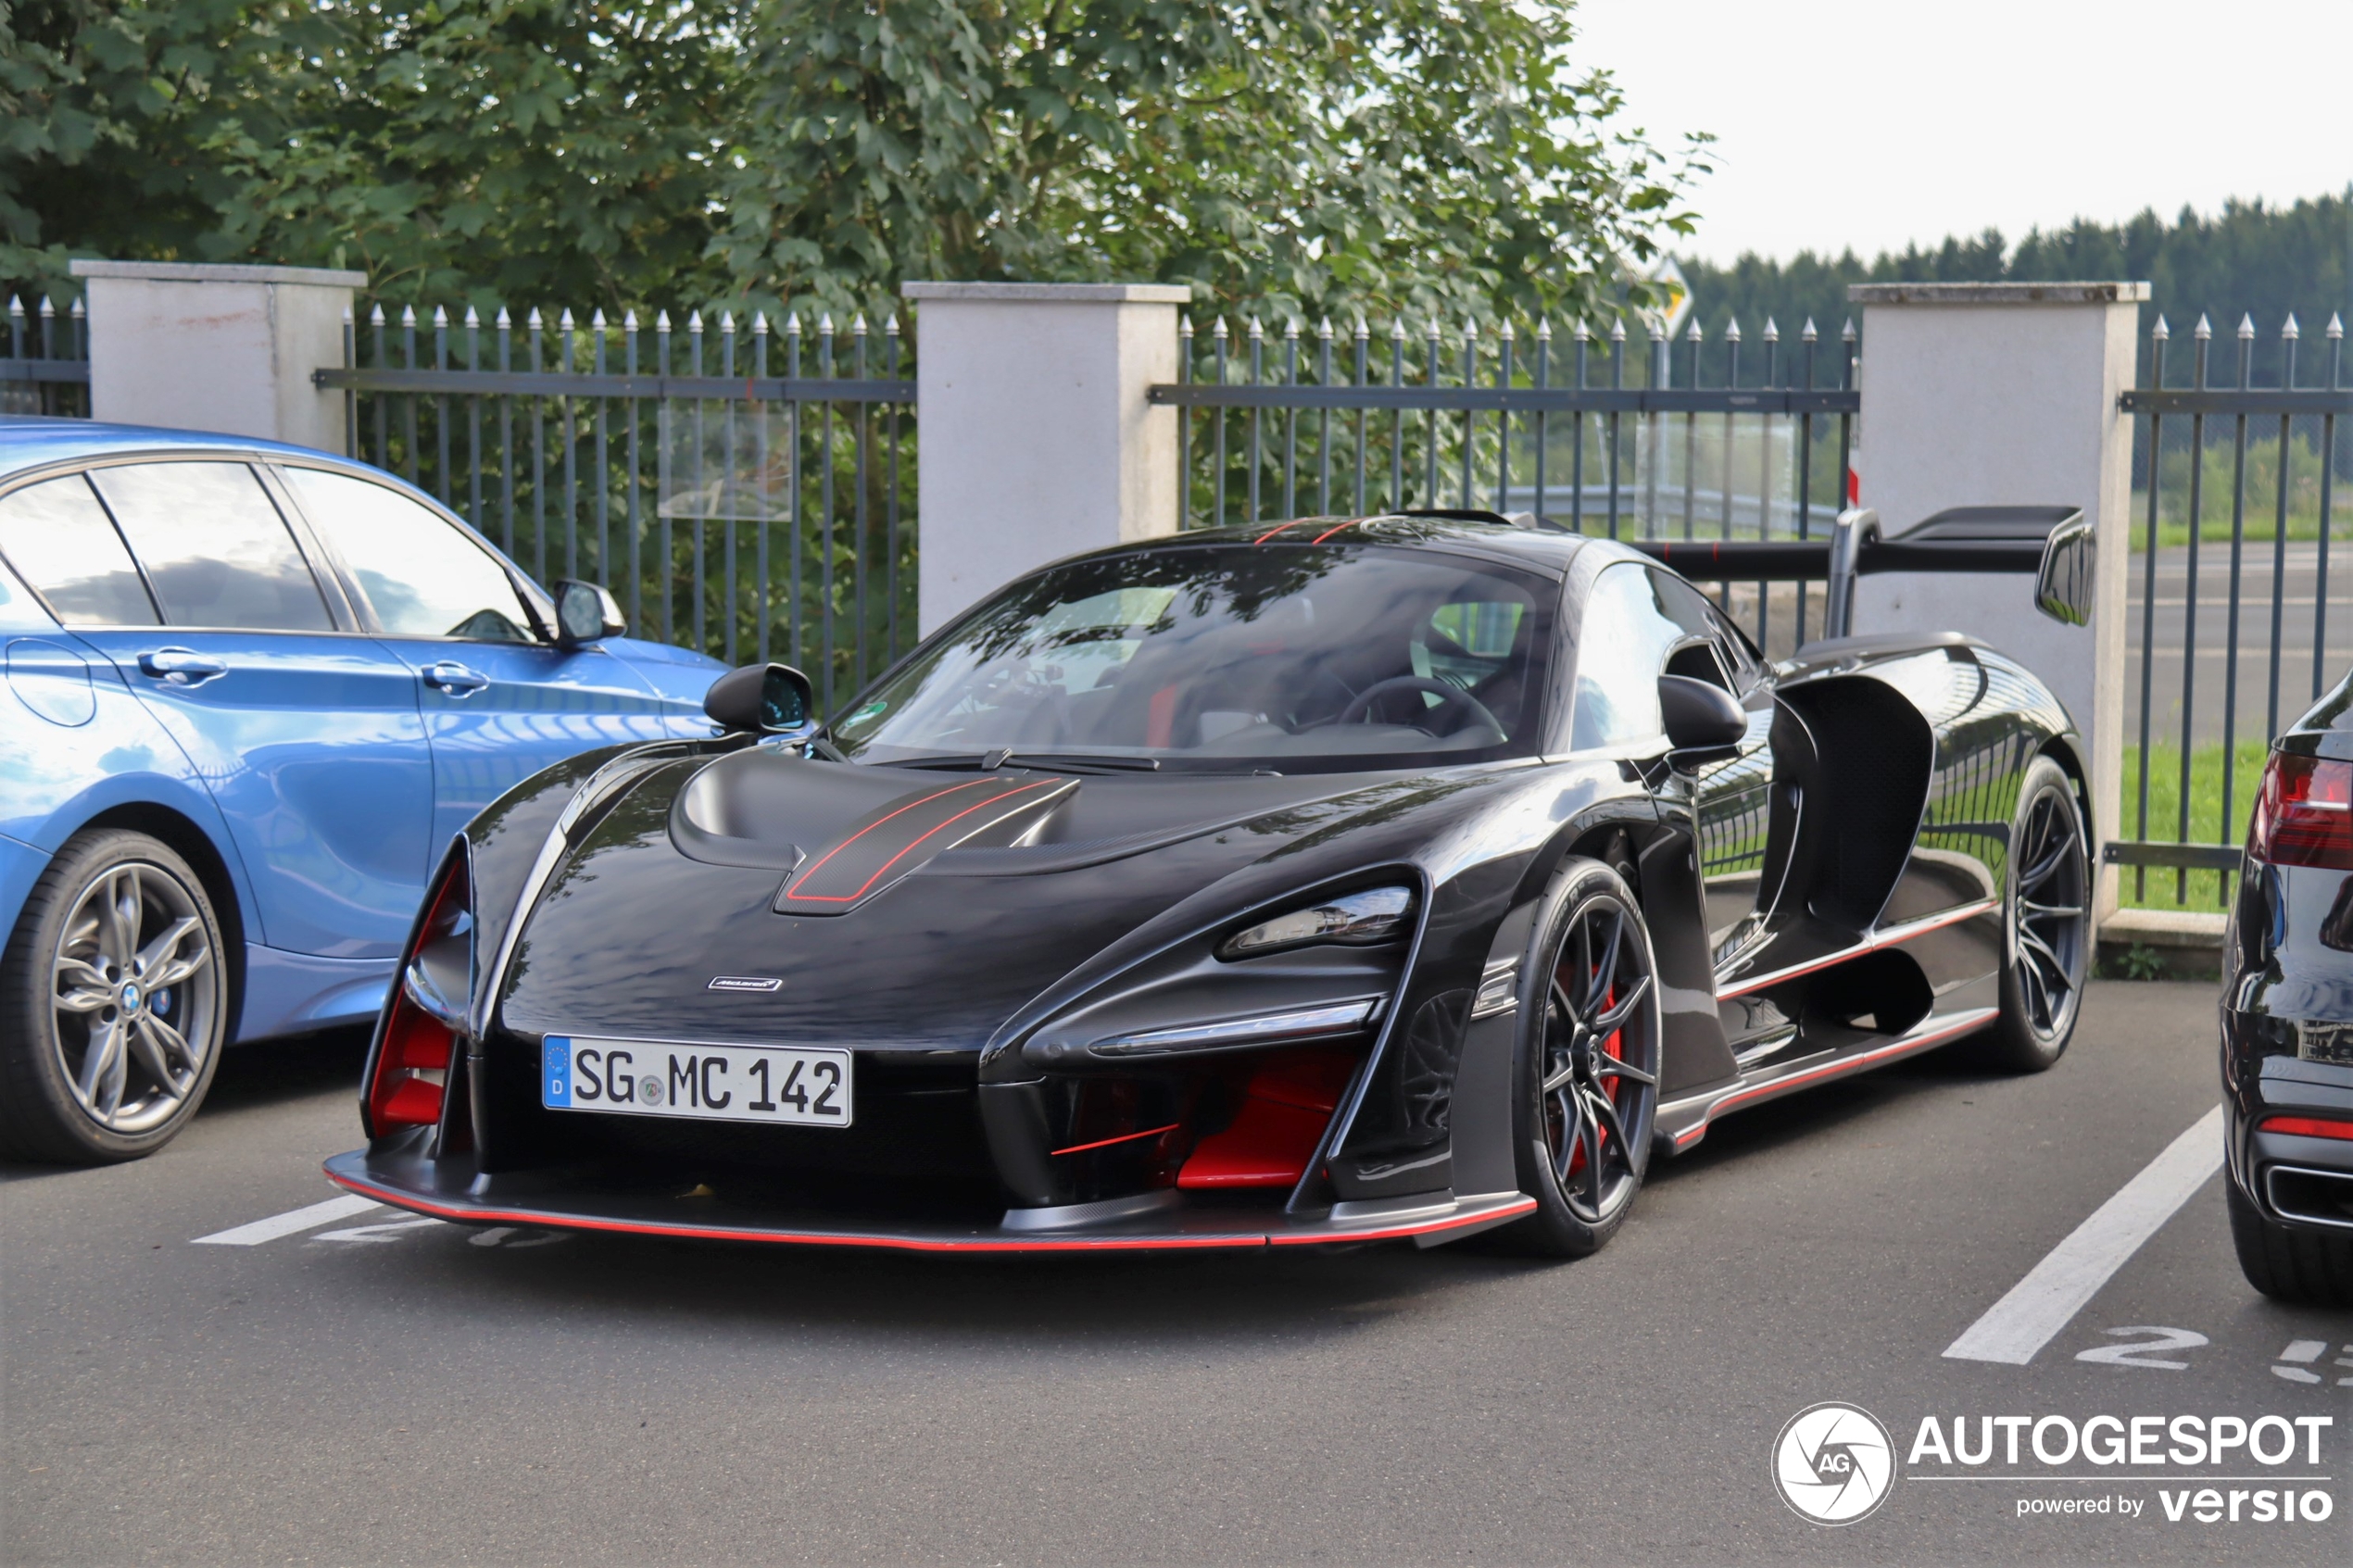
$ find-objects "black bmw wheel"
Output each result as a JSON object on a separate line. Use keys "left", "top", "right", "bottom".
{"left": 0, "top": 829, "right": 228, "bottom": 1163}
{"left": 1979, "top": 756, "right": 2091, "bottom": 1073}
{"left": 1504, "top": 858, "right": 1662, "bottom": 1258}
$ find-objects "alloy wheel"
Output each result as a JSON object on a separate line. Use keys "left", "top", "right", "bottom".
{"left": 1539, "top": 892, "right": 1661, "bottom": 1225}
{"left": 2011, "top": 784, "right": 2089, "bottom": 1041}
{"left": 48, "top": 860, "right": 220, "bottom": 1135}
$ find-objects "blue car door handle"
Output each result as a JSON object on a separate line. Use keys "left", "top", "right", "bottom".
{"left": 422, "top": 661, "right": 490, "bottom": 696}
{"left": 136, "top": 648, "right": 229, "bottom": 685}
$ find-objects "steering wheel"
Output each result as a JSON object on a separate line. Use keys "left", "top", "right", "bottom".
{"left": 1336, "top": 676, "right": 1504, "bottom": 737}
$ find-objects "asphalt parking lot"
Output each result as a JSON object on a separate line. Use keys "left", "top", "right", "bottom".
{"left": 4, "top": 979, "right": 2347, "bottom": 1567}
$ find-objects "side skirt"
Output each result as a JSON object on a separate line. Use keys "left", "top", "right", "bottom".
{"left": 1654, "top": 1004, "right": 2001, "bottom": 1154}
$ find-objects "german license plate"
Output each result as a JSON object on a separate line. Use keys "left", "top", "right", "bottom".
{"left": 541, "top": 1036, "right": 852, "bottom": 1128}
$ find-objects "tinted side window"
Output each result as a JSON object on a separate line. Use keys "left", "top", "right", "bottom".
{"left": 1570, "top": 562, "right": 1685, "bottom": 749}
{"left": 282, "top": 468, "right": 535, "bottom": 643}
{"left": 90, "top": 463, "right": 333, "bottom": 632}
{"left": 0, "top": 474, "right": 160, "bottom": 626}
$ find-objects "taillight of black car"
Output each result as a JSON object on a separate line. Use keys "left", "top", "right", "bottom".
{"left": 364, "top": 853, "right": 473, "bottom": 1138}
{"left": 2246, "top": 752, "right": 2353, "bottom": 869}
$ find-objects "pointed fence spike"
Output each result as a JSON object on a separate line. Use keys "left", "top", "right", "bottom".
{"left": 1536, "top": 319, "right": 1552, "bottom": 341}
{"left": 560, "top": 307, "right": 575, "bottom": 331}
{"left": 1841, "top": 317, "right": 1857, "bottom": 342}
{"left": 852, "top": 312, "right": 867, "bottom": 334}
{"left": 2194, "top": 313, "right": 2211, "bottom": 339}
{"left": 1802, "top": 318, "right": 1818, "bottom": 342}
{"left": 527, "top": 307, "right": 543, "bottom": 330}
{"left": 590, "top": 307, "right": 606, "bottom": 330}
{"left": 720, "top": 310, "right": 735, "bottom": 333}
{"left": 2328, "top": 313, "right": 2344, "bottom": 339}
{"left": 402, "top": 305, "right": 417, "bottom": 328}
{"left": 1179, "top": 313, "right": 1193, "bottom": 336}
{"left": 752, "top": 311, "right": 768, "bottom": 335}
{"left": 1213, "top": 317, "right": 1229, "bottom": 339}
{"left": 1762, "top": 317, "right": 1779, "bottom": 341}
{"left": 688, "top": 309, "right": 704, "bottom": 332}
{"left": 1353, "top": 316, "right": 1369, "bottom": 339}
{"left": 817, "top": 312, "right": 832, "bottom": 334}
{"left": 1248, "top": 316, "right": 1264, "bottom": 339}
{"left": 69, "top": 297, "right": 83, "bottom": 320}
{"left": 2282, "top": 312, "right": 2299, "bottom": 339}
{"left": 1317, "top": 316, "right": 1333, "bottom": 339}
{"left": 1725, "top": 315, "right": 1742, "bottom": 340}
{"left": 497, "top": 306, "right": 512, "bottom": 329}
{"left": 1498, "top": 320, "right": 1514, "bottom": 342}
{"left": 2237, "top": 313, "right": 2255, "bottom": 337}
{"left": 622, "top": 308, "right": 636, "bottom": 331}
{"left": 1685, "top": 319, "right": 1703, "bottom": 342}
{"left": 656, "top": 309, "right": 671, "bottom": 331}
{"left": 1284, "top": 318, "right": 1299, "bottom": 340}
{"left": 2152, "top": 314, "right": 2170, "bottom": 340}
{"left": 465, "top": 305, "right": 481, "bottom": 328}
{"left": 1574, "top": 320, "right": 1591, "bottom": 342}
{"left": 434, "top": 306, "right": 447, "bottom": 328}
{"left": 38, "top": 295, "right": 54, "bottom": 319}
{"left": 1390, "top": 317, "right": 1406, "bottom": 339}
{"left": 1463, "top": 318, "right": 1478, "bottom": 339}
{"left": 370, "top": 304, "right": 385, "bottom": 326}
{"left": 886, "top": 314, "right": 900, "bottom": 337}
{"left": 1609, "top": 319, "right": 1626, "bottom": 342}
{"left": 784, "top": 312, "right": 800, "bottom": 335}
{"left": 340, "top": 304, "right": 353, "bottom": 325}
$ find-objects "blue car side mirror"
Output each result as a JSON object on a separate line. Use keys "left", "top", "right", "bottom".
{"left": 552, "top": 580, "right": 627, "bottom": 647}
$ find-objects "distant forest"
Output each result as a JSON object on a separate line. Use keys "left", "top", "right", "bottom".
{"left": 1678, "top": 190, "right": 2351, "bottom": 386}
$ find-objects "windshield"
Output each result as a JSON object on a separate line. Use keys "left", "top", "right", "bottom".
{"left": 832, "top": 545, "right": 1555, "bottom": 771}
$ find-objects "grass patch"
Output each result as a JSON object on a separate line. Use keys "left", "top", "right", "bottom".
{"left": 2114, "top": 739, "right": 2268, "bottom": 909}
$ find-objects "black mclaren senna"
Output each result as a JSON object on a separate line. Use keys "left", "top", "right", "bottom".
{"left": 329, "top": 506, "right": 2100, "bottom": 1257}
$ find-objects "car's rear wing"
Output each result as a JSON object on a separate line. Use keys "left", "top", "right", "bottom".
{"left": 1624, "top": 505, "right": 2094, "bottom": 638}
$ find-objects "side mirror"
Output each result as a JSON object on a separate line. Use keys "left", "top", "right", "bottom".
{"left": 1658, "top": 673, "right": 1748, "bottom": 763}
{"left": 704, "top": 662, "right": 816, "bottom": 735}
{"left": 552, "top": 580, "right": 626, "bottom": 647}
{"left": 2034, "top": 511, "right": 2095, "bottom": 626}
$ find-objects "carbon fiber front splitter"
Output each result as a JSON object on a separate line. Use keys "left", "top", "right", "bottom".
{"left": 321, "top": 1148, "right": 1535, "bottom": 1253}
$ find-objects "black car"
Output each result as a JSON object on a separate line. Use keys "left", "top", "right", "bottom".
{"left": 328, "top": 510, "right": 2096, "bottom": 1258}
{"left": 2224, "top": 675, "right": 2353, "bottom": 1305}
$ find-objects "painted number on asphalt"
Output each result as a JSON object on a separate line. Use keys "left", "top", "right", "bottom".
{"left": 2074, "top": 1325, "right": 2209, "bottom": 1370}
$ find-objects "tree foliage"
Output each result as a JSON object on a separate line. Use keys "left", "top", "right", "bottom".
{"left": 0, "top": 0, "right": 1706, "bottom": 325}
{"left": 1680, "top": 192, "right": 2353, "bottom": 384}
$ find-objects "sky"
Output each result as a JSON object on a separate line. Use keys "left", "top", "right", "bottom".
{"left": 1568, "top": 0, "right": 2353, "bottom": 266}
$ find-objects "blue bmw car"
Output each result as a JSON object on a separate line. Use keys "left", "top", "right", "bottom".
{"left": 0, "top": 418, "right": 723, "bottom": 1162}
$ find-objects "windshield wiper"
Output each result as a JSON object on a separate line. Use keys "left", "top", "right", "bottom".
{"left": 879, "top": 749, "right": 1161, "bottom": 775}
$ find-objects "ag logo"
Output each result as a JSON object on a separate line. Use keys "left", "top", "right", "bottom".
{"left": 1772, "top": 1402, "right": 1896, "bottom": 1524}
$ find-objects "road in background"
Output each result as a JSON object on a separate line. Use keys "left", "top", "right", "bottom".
{"left": 3, "top": 984, "right": 2344, "bottom": 1567}
{"left": 2127, "top": 542, "right": 2353, "bottom": 746}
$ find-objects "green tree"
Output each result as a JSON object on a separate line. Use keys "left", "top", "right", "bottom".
{"left": 2, "top": 1, "right": 1706, "bottom": 325}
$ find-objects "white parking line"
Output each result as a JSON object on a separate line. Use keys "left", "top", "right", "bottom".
{"left": 1943, "top": 1106, "right": 2225, "bottom": 1366}
{"left": 190, "top": 1194, "right": 384, "bottom": 1247}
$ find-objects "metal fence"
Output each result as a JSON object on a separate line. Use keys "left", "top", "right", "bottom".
{"left": 0, "top": 295, "right": 90, "bottom": 418}
{"left": 2112, "top": 310, "right": 2351, "bottom": 909}
{"left": 1150, "top": 311, "right": 1861, "bottom": 660}
{"left": 314, "top": 303, "right": 917, "bottom": 712}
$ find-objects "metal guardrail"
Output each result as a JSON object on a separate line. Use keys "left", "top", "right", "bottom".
{"left": 2114, "top": 311, "right": 2348, "bottom": 904}
{"left": 1151, "top": 312, "right": 1860, "bottom": 659}
{"left": 313, "top": 304, "right": 915, "bottom": 713}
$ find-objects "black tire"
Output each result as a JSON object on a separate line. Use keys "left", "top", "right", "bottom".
{"left": 0, "top": 828, "right": 229, "bottom": 1163}
{"left": 1974, "top": 756, "right": 2091, "bottom": 1073}
{"left": 1498, "top": 858, "right": 1664, "bottom": 1258}
{"left": 2227, "top": 1177, "right": 2353, "bottom": 1308}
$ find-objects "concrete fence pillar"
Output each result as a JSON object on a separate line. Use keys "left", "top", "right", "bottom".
{"left": 69, "top": 259, "right": 365, "bottom": 454}
{"left": 902, "top": 282, "right": 1191, "bottom": 633}
{"left": 1846, "top": 281, "right": 2148, "bottom": 918}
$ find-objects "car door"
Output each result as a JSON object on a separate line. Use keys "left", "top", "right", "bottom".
{"left": 1648, "top": 572, "right": 1779, "bottom": 955}
{"left": 64, "top": 459, "right": 434, "bottom": 960}
{"left": 274, "top": 465, "right": 682, "bottom": 854}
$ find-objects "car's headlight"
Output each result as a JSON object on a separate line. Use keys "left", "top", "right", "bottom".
{"left": 1217, "top": 885, "right": 1415, "bottom": 959}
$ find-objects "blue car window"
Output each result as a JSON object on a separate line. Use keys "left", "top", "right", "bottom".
{"left": 90, "top": 462, "right": 333, "bottom": 632}
{"left": 281, "top": 467, "right": 535, "bottom": 643}
{"left": 0, "top": 473, "right": 160, "bottom": 626}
